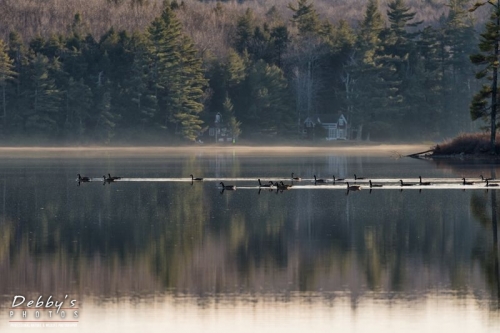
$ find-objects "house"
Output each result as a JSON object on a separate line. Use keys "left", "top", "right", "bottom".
{"left": 303, "top": 114, "right": 348, "bottom": 140}
{"left": 206, "top": 112, "right": 235, "bottom": 143}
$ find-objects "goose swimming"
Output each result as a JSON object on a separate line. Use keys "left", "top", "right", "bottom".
{"left": 346, "top": 182, "right": 361, "bottom": 191}
{"left": 220, "top": 182, "right": 236, "bottom": 190}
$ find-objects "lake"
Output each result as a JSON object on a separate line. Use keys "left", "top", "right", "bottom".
{"left": 0, "top": 146, "right": 499, "bottom": 332}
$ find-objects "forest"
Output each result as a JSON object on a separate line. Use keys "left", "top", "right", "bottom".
{"left": 0, "top": 0, "right": 486, "bottom": 143}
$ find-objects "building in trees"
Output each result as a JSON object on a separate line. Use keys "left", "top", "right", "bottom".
{"left": 303, "top": 114, "right": 348, "bottom": 140}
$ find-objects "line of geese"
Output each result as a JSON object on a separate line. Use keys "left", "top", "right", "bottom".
{"left": 241, "top": 174, "right": 500, "bottom": 192}
{"left": 77, "top": 173, "right": 122, "bottom": 185}
{"left": 78, "top": 172, "right": 500, "bottom": 189}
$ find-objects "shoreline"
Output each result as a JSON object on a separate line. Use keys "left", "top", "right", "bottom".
{"left": 0, "top": 144, "right": 430, "bottom": 156}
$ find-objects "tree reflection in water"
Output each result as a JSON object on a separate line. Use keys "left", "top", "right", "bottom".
{"left": 471, "top": 183, "right": 500, "bottom": 307}
{"left": 0, "top": 153, "right": 500, "bottom": 313}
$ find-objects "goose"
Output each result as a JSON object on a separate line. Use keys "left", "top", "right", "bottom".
{"left": 220, "top": 182, "right": 236, "bottom": 190}
{"left": 258, "top": 179, "right": 273, "bottom": 188}
{"left": 103, "top": 175, "right": 115, "bottom": 185}
{"left": 418, "top": 176, "right": 431, "bottom": 186}
{"left": 354, "top": 174, "right": 366, "bottom": 181}
{"left": 481, "top": 175, "right": 494, "bottom": 181}
{"left": 108, "top": 173, "right": 122, "bottom": 180}
{"left": 77, "top": 174, "right": 90, "bottom": 182}
{"left": 369, "top": 180, "right": 383, "bottom": 188}
{"left": 333, "top": 175, "right": 345, "bottom": 183}
{"left": 280, "top": 181, "right": 293, "bottom": 189}
{"left": 190, "top": 174, "right": 203, "bottom": 181}
{"left": 291, "top": 173, "right": 302, "bottom": 181}
{"left": 275, "top": 182, "right": 291, "bottom": 191}
{"left": 346, "top": 182, "right": 361, "bottom": 191}
{"left": 462, "top": 178, "right": 474, "bottom": 185}
{"left": 400, "top": 180, "right": 414, "bottom": 187}
{"left": 314, "top": 175, "right": 326, "bottom": 184}
{"left": 486, "top": 180, "right": 499, "bottom": 187}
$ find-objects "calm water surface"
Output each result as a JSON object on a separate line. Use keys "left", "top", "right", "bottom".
{"left": 0, "top": 146, "right": 499, "bottom": 332}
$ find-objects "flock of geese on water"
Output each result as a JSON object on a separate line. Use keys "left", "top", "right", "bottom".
{"left": 77, "top": 173, "right": 500, "bottom": 193}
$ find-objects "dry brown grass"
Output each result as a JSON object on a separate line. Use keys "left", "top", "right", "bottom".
{"left": 433, "top": 132, "right": 500, "bottom": 155}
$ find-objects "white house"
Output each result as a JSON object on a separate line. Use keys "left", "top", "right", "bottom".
{"left": 303, "top": 114, "right": 348, "bottom": 140}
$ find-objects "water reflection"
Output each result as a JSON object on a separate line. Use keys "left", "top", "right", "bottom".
{"left": 0, "top": 151, "right": 499, "bottom": 331}
{"left": 471, "top": 189, "right": 500, "bottom": 307}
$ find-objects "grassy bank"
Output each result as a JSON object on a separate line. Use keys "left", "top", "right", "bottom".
{"left": 432, "top": 133, "right": 500, "bottom": 156}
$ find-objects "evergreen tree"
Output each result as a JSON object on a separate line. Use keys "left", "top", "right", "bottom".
{"left": 93, "top": 80, "right": 118, "bottom": 143}
{"left": 126, "top": 35, "right": 158, "bottom": 129}
{"left": 147, "top": 2, "right": 206, "bottom": 141}
{"left": 64, "top": 77, "right": 93, "bottom": 140}
{"left": 358, "top": 0, "right": 385, "bottom": 64}
{"left": 470, "top": 0, "right": 500, "bottom": 153}
{"left": 0, "top": 39, "right": 16, "bottom": 129}
{"left": 270, "top": 25, "right": 289, "bottom": 68}
{"left": 173, "top": 36, "right": 207, "bottom": 141}
{"left": 147, "top": 3, "right": 183, "bottom": 131}
{"left": 372, "top": 0, "right": 421, "bottom": 137}
{"left": 244, "top": 60, "right": 290, "bottom": 132}
{"left": 413, "top": 26, "right": 445, "bottom": 137}
{"left": 29, "top": 36, "right": 45, "bottom": 55}
{"left": 235, "top": 9, "right": 255, "bottom": 54}
{"left": 223, "top": 95, "right": 241, "bottom": 139}
{"left": 442, "top": 0, "right": 477, "bottom": 134}
{"left": 345, "top": 0, "right": 385, "bottom": 139}
{"left": 288, "top": 0, "right": 320, "bottom": 35}
{"left": 205, "top": 49, "right": 246, "bottom": 123}
{"left": 8, "top": 32, "right": 29, "bottom": 132}
{"left": 25, "top": 54, "right": 62, "bottom": 136}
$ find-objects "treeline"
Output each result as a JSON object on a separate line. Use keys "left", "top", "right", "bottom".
{"left": 0, "top": 0, "right": 483, "bottom": 143}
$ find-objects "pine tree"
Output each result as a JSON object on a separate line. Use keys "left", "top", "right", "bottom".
{"left": 270, "top": 25, "right": 289, "bottom": 68}
{"left": 343, "top": 0, "right": 385, "bottom": 139}
{"left": 358, "top": 0, "right": 385, "bottom": 64}
{"left": 413, "top": 26, "right": 445, "bottom": 137}
{"left": 127, "top": 35, "right": 158, "bottom": 129}
{"left": 147, "top": 2, "right": 183, "bottom": 132}
{"left": 442, "top": 0, "right": 476, "bottom": 134}
{"left": 245, "top": 60, "right": 290, "bottom": 132}
{"left": 173, "top": 36, "right": 207, "bottom": 141}
{"left": 469, "top": 0, "right": 500, "bottom": 153}
{"left": 147, "top": 2, "right": 206, "bottom": 141}
{"left": 25, "top": 54, "right": 62, "bottom": 136}
{"left": 235, "top": 8, "right": 255, "bottom": 54}
{"left": 8, "top": 32, "right": 28, "bottom": 132}
{"left": 0, "top": 39, "right": 16, "bottom": 129}
{"left": 372, "top": 0, "right": 421, "bottom": 137}
{"left": 223, "top": 96, "right": 241, "bottom": 139}
{"left": 93, "top": 80, "right": 118, "bottom": 143}
{"left": 288, "top": 0, "right": 320, "bottom": 35}
{"left": 64, "top": 77, "right": 93, "bottom": 140}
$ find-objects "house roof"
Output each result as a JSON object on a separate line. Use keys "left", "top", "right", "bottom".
{"left": 304, "top": 114, "right": 347, "bottom": 125}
